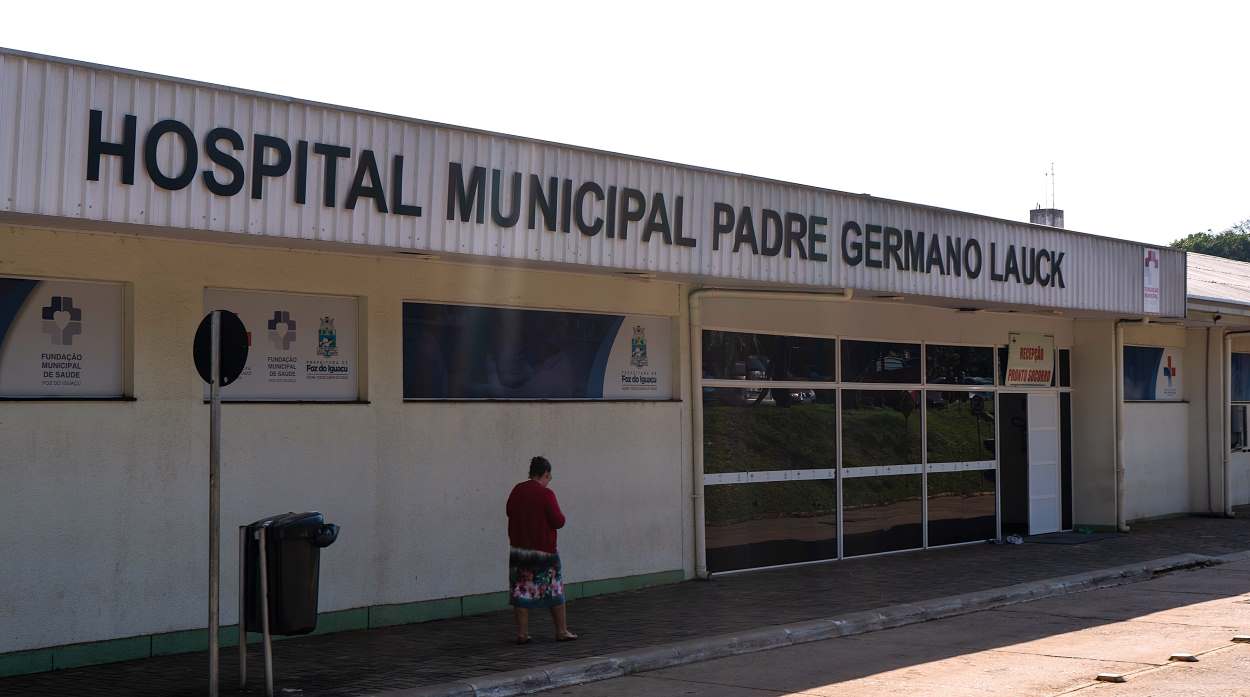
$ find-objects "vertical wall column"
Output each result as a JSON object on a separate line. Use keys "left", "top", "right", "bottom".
{"left": 1199, "top": 326, "right": 1224, "bottom": 514}
{"left": 1071, "top": 319, "right": 1118, "bottom": 527}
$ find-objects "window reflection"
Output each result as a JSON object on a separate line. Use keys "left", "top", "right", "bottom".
{"left": 926, "top": 345, "right": 994, "bottom": 385}
{"left": 926, "top": 391, "right": 997, "bottom": 545}
{"left": 702, "top": 331, "right": 836, "bottom": 382}
{"left": 927, "top": 471, "right": 996, "bottom": 546}
{"left": 841, "top": 390, "right": 922, "bottom": 467}
{"left": 842, "top": 475, "right": 923, "bottom": 556}
{"left": 842, "top": 388, "right": 923, "bottom": 556}
{"left": 702, "top": 389, "right": 836, "bottom": 474}
{"left": 699, "top": 335, "right": 1026, "bottom": 567}
{"left": 926, "top": 391, "right": 995, "bottom": 464}
{"left": 704, "top": 480, "right": 838, "bottom": 572}
{"left": 841, "top": 340, "right": 921, "bottom": 384}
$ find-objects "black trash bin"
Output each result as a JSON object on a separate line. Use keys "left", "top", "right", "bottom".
{"left": 243, "top": 512, "right": 339, "bottom": 636}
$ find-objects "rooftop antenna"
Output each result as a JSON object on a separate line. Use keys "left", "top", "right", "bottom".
{"left": 1044, "top": 162, "right": 1056, "bottom": 208}
{"left": 1029, "top": 163, "right": 1064, "bottom": 229}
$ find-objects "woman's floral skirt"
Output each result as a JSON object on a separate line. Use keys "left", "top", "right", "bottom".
{"left": 509, "top": 547, "right": 565, "bottom": 608}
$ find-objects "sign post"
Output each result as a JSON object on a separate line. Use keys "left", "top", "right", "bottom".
{"left": 193, "top": 310, "right": 249, "bottom": 697}
{"left": 209, "top": 311, "right": 220, "bottom": 697}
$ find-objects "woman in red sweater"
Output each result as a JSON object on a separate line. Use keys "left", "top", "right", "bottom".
{"left": 506, "top": 456, "right": 577, "bottom": 643}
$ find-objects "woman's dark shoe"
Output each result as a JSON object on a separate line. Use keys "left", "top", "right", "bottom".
{"left": 515, "top": 635, "right": 532, "bottom": 645}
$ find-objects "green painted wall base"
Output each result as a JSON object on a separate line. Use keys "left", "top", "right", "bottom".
{"left": 0, "top": 569, "right": 684, "bottom": 678}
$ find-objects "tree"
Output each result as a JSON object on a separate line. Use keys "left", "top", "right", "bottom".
{"left": 1172, "top": 219, "right": 1250, "bottom": 262}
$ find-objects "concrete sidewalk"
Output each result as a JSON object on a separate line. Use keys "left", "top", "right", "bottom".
{"left": 3, "top": 516, "right": 1250, "bottom": 697}
{"left": 548, "top": 557, "right": 1250, "bottom": 696}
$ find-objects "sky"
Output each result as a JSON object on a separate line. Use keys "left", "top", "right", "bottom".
{"left": 3, "top": 1, "right": 1247, "bottom": 246}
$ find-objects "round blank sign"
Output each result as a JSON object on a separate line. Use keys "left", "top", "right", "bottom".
{"left": 193, "top": 310, "right": 249, "bottom": 387}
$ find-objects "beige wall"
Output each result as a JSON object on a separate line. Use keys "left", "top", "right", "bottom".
{"left": 0, "top": 224, "right": 690, "bottom": 653}
{"left": 1187, "top": 327, "right": 1218, "bottom": 514}
{"left": 1120, "top": 323, "right": 1191, "bottom": 521}
{"left": 1071, "top": 319, "right": 1117, "bottom": 527}
{"left": 1123, "top": 402, "right": 1189, "bottom": 519}
{"left": 9, "top": 221, "right": 1240, "bottom": 655}
{"left": 701, "top": 296, "right": 1074, "bottom": 346}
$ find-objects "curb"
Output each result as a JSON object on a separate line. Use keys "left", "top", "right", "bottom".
{"left": 378, "top": 552, "right": 1227, "bottom": 697}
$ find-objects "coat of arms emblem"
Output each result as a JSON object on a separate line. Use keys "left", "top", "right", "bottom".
{"left": 318, "top": 316, "right": 338, "bottom": 357}
{"left": 630, "top": 324, "right": 648, "bottom": 368}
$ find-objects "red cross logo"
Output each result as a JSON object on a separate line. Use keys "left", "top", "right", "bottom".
{"left": 1163, "top": 355, "right": 1177, "bottom": 385}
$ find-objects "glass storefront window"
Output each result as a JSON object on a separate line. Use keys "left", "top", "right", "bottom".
{"left": 702, "top": 389, "right": 837, "bottom": 474}
{"left": 927, "top": 471, "right": 996, "bottom": 546}
{"left": 841, "top": 340, "right": 921, "bottom": 384}
{"left": 702, "top": 331, "right": 836, "bottom": 382}
{"left": 926, "top": 391, "right": 996, "bottom": 464}
{"left": 704, "top": 479, "right": 838, "bottom": 572}
{"left": 841, "top": 390, "right": 923, "bottom": 467}
{"left": 841, "top": 389, "right": 923, "bottom": 555}
{"left": 696, "top": 331, "right": 1095, "bottom": 568}
{"left": 926, "top": 345, "right": 994, "bottom": 386}
{"left": 926, "top": 390, "right": 997, "bottom": 546}
{"left": 842, "top": 475, "right": 923, "bottom": 556}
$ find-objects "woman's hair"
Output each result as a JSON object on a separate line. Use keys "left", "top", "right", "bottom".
{"left": 529, "top": 456, "right": 552, "bottom": 478}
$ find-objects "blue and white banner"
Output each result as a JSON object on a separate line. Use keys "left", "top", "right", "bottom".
{"left": 1123, "top": 345, "right": 1182, "bottom": 401}
{"left": 402, "top": 303, "right": 672, "bottom": 400}
{"left": 204, "top": 289, "right": 359, "bottom": 401}
{"left": 0, "top": 277, "right": 125, "bottom": 397}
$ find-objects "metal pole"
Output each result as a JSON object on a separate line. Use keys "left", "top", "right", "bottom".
{"left": 209, "top": 311, "right": 221, "bottom": 697}
{"left": 258, "top": 527, "right": 275, "bottom": 697}
{"left": 238, "top": 525, "right": 247, "bottom": 690}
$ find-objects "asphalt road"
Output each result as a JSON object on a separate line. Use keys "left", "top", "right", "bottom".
{"left": 548, "top": 559, "right": 1250, "bottom": 696}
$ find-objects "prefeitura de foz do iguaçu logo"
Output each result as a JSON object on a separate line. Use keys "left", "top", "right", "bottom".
{"left": 630, "top": 324, "right": 648, "bottom": 368}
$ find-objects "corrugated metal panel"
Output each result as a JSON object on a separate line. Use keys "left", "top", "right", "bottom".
{"left": 0, "top": 49, "right": 1185, "bottom": 316}
{"left": 1187, "top": 252, "right": 1250, "bottom": 309}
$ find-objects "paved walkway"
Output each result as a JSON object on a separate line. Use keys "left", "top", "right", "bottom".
{"left": 552, "top": 557, "right": 1250, "bottom": 696}
{"left": 3, "top": 516, "right": 1250, "bottom": 697}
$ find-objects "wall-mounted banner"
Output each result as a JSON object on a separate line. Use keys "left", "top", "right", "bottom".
{"left": 203, "top": 289, "right": 358, "bottom": 401}
{"left": 1143, "top": 248, "right": 1162, "bottom": 314}
{"left": 1005, "top": 332, "right": 1055, "bottom": 387}
{"left": 1123, "top": 345, "right": 1182, "bottom": 401}
{"left": 0, "top": 277, "right": 125, "bottom": 397}
{"left": 402, "top": 302, "right": 672, "bottom": 400}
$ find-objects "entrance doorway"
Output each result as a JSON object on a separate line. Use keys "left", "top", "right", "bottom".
{"left": 999, "top": 392, "right": 1064, "bottom": 536}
